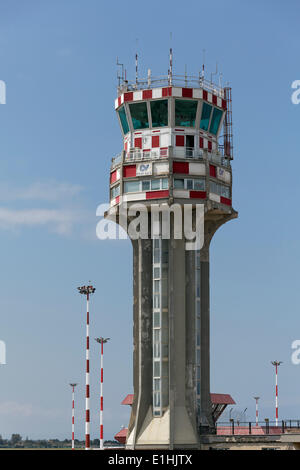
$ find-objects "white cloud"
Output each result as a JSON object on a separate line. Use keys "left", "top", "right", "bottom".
{"left": 0, "top": 180, "right": 91, "bottom": 236}
{"left": 0, "top": 208, "right": 79, "bottom": 234}
{"left": 0, "top": 181, "right": 83, "bottom": 202}
{"left": 0, "top": 401, "right": 62, "bottom": 418}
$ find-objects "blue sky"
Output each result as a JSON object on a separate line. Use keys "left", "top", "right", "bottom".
{"left": 0, "top": 0, "right": 300, "bottom": 440}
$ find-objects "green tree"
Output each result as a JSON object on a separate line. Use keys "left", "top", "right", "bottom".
{"left": 10, "top": 434, "right": 22, "bottom": 446}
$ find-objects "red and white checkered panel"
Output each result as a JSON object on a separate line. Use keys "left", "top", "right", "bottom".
{"left": 173, "top": 189, "right": 207, "bottom": 200}
{"left": 122, "top": 161, "right": 169, "bottom": 179}
{"left": 209, "top": 193, "right": 231, "bottom": 206}
{"left": 115, "top": 87, "right": 226, "bottom": 110}
{"left": 110, "top": 168, "right": 120, "bottom": 184}
{"left": 173, "top": 161, "right": 231, "bottom": 183}
{"left": 121, "top": 190, "right": 169, "bottom": 203}
{"left": 111, "top": 189, "right": 231, "bottom": 207}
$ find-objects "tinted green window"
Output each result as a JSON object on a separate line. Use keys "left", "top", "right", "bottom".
{"left": 150, "top": 100, "right": 168, "bottom": 127}
{"left": 194, "top": 179, "right": 205, "bottom": 191}
{"left": 200, "top": 102, "right": 212, "bottom": 131}
{"left": 186, "top": 179, "right": 193, "bottom": 190}
{"left": 151, "top": 179, "right": 161, "bottom": 190}
{"left": 129, "top": 102, "right": 149, "bottom": 129}
{"left": 124, "top": 181, "right": 140, "bottom": 193}
{"left": 209, "top": 108, "right": 223, "bottom": 135}
{"left": 161, "top": 178, "right": 168, "bottom": 189}
{"left": 118, "top": 106, "right": 129, "bottom": 134}
{"left": 142, "top": 180, "right": 150, "bottom": 191}
{"left": 210, "top": 182, "right": 230, "bottom": 198}
{"left": 175, "top": 100, "right": 197, "bottom": 127}
{"left": 111, "top": 185, "right": 120, "bottom": 199}
{"left": 174, "top": 179, "right": 184, "bottom": 189}
{"left": 153, "top": 312, "right": 160, "bottom": 327}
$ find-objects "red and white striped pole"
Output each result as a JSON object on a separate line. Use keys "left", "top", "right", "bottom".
{"left": 95, "top": 337, "right": 110, "bottom": 450}
{"left": 78, "top": 284, "right": 96, "bottom": 450}
{"left": 253, "top": 396, "right": 260, "bottom": 426}
{"left": 271, "top": 361, "right": 282, "bottom": 427}
{"left": 86, "top": 292, "right": 90, "bottom": 450}
{"left": 70, "top": 383, "right": 77, "bottom": 449}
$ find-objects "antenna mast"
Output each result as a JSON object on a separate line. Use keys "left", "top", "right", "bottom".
{"left": 202, "top": 49, "right": 206, "bottom": 82}
{"left": 116, "top": 57, "right": 124, "bottom": 89}
{"left": 135, "top": 38, "right": 139, "bottom": 86}
{"left": 211, "top": 62, "right": 218, "bottom": 84}
{"left": 169, "top": 32, "right": 173, "bottom": 86}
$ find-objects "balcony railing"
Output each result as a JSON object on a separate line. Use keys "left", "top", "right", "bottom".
{"left": 117, "top": 74, "right": 225, "bottom": 98}
{"left": 111, "top": 153, "right": 122, "bottom": 169}
{"left": 125, "top": 147, "right": 169, "bottom": 162}
{"left": 111, "top": 147, "right": 231, "bottom": 169}
{"left": 198, "top": 420, "right": 300, "bottom": 436}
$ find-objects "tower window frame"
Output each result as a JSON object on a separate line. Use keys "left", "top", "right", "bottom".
{"left": 175, "top": 99, "right": 198, "bottom": 127}
{"left": 129, "top": 102, "right": 150, "bottom": 130}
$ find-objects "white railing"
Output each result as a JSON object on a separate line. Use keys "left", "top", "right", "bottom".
{"left": 117, "top": 74, "right": 225, "bottom": 98}
{"left": 173, "top": 147, "right": 204, "bottom": 159}
{"left": 111, "top": 153, "right": 122, "bottom": 169}
{"left": 208, "top": 152, "right": 231, "bottom": 168}
{"left": 111, "top": 147, "right": 231, "bottom": 169}
{"left": 173, "top": 148, "right": 230, "bottom": 168}
{"left": 125, "top": 148, "right": 169, "bottom": 162}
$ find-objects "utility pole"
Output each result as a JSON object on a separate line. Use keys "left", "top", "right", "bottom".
{"left": 70, "top": 383, "right": 78, "bottom": 449}
{"left": 77, "top": 284, "right": 96, "bottom": 450}
{"left": 271, "top": 361, "right": 283, "bottom": 426}
{"left": 95, "top": 337, "right": 110, "bottom": 450}
{"left": 253, "top": 397, "right": 260, "bottom": 426}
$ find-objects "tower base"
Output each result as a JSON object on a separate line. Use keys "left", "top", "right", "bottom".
{"left": 126, "top": 407, "right": 200, "bottom": 449}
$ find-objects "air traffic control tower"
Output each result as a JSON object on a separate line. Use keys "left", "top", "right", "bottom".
{"left": 107, "top": 60, "right": 238, "bottom": 449}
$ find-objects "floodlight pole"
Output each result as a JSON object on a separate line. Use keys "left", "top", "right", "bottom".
{"left": 70, "top": 383, "right": 78, "bottom": 449}
{"left": 253, "top": 397, "right": 260, "bottom": 426}
{"left": 271, "top": 361, "right": 282, "bottom": 426}
{"left": 95, "top": 337, "right": 110, "bottom": 450}
{"left": 77, "top": 284, "right": 96, "bottom": 450}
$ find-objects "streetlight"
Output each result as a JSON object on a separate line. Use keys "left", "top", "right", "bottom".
{"left": 69, "top": 383, "right": 78, "bottom": 450}
{"left": 95, "top": 337, "right": 110, "bottom": 450}
{"left": 77, "top": 284, "right": 96, "bottom": 450}
{"left": 243, "top": 408, "right": 248, "bottom": 423}
{"left": 271, "top": 361, "right": 283, "bottom": 426}
{"left": 253, "top": 397, "right": 260, "bottom": 426}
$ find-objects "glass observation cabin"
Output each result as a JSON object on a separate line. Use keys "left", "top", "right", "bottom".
{"left": 118, "top": 97, "right": 224, "bottom": 136}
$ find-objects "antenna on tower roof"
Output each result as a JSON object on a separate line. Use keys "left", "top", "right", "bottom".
{"left": 211, "top": 62, "right": 218, "bottom": 85}
{"left": 219, "top": 72, "right": 223, "bottom": 90}
{"left": 202, "top": 49, "right": 206, "bottom": 81}
{"left": 116, "top": 57, "right": 124, "bottom": 88}
{"left": 135, "top": 53, "right": 138, "bottom": 85}
{"left": 169, "top": 32, "right": 173, "bottom": 86}
{"left": 135, "top": 38, "right": 139, "bottom": 86}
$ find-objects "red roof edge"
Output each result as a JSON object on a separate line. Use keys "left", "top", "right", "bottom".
{"left": 121, "top": 394, "right": 134, "bottom": 405}
{"left": 121, "top": 393, "right": 235, "bottom": 406}
{"left": 210, "top": 393, "right": 236, "bottom": 405}
{"left": 114, "top": 428, "right": 128, "bottom": 444}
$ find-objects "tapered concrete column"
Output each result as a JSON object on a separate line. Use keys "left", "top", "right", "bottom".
{"left": 125, "top": 210, "right": 238, "bottom": 449}
{"left": 198, "top": 253, "right": 213, "bottom": 431}
{"left": 127, "top": 238, "right": 153, "bottom": 447}
{"left": 169, "top": 237, "right": 198, "bottom": 448}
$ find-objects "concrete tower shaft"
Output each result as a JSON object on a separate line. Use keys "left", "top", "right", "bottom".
{"left": 107, "top": 72, "right": 237, "bottom": 449}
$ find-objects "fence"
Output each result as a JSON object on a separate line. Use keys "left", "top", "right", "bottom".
{"left": 205, "top": 420, "right": 300, "bottom": 436}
